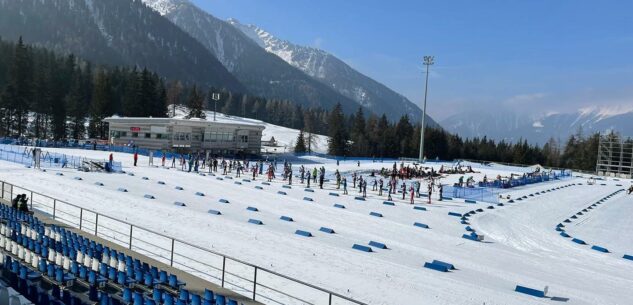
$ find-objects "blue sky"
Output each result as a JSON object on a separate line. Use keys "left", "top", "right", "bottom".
{"left": 192, "top": 0, "right": 633, "bottom": 120}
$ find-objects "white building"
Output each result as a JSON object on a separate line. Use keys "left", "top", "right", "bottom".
{"left": 104, "top": 116, "right": 265, "bottom": 156}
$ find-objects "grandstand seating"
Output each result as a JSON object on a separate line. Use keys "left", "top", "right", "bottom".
{"left": 0, "top": 203, "right": 242, "bottom": 305}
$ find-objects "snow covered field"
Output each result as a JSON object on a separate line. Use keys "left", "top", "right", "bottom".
{"left": 1, "top": 147, "right": 632, "bottom": 305}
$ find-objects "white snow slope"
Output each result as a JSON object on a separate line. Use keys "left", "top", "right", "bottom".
{"left": 0, "top": 149, "right": 632, "bottom": 305}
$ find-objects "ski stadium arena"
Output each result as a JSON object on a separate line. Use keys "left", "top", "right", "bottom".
{"left": 0, "top": 142, "right": 631, "bottom": 305}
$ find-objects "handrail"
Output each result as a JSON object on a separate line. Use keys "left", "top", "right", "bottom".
{"left": 0, "top": 179, "right": 367, "bottom": 305}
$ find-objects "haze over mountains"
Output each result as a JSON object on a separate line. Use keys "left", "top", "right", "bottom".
{"left": 441, "top": 106, "right": 633, "bottom": 145}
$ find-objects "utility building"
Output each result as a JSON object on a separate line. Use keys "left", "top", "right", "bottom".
{"left": 596, "top": 133, "right": 633, "bottom": 178}
{"left": 104, "top": 116, "right": 265, "bottom": 156}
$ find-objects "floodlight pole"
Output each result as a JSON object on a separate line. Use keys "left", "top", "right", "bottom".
{"left": 419, "top": 56, "right": 434, "bottom": 163}
{"left": 211, "top": 93, "right": 220, "bottom": 121}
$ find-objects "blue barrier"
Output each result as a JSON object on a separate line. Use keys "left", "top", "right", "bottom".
{"left": 576, "top": 212, "right": 583, "bottom": 215}
{"left": 219, "top": 199, "right": 230, "bottom": 204}
{"left": 248, "top": 219, "right": 263, "bottom": 225}
{"left": 560, "top": 232, "right": 570, "bottom": 238}
{"left": 432, "top": 260, "right": 455, "bottom": 270}
{"left": 423, "top": 262, "right": 448, "bottom": 272}
{"left": 319, "top": 227, "right": 335, "bottom": 234}
{"left": 368, "top": 241, "right": 387, "bottom": 249}
{"left": 461, "top": 220, "right": 470, "bottom": 225}
{"left": 570, "top": 215, "right": 577, "bottom": 219}
{"left": 208, "top": 209, "right": 221, "bottom": 215}
{"left": 383, "top": 201, "right": 395, "bottom": 206}
{"left": 303, "top": 197, "right": 314, "bottom": 202}
{"left": 352, "top": 244, "right": 372, "bottom": 252}
{"left": 413, "top": 206, "right": 426, "bottom": 211}
{"left": 175, "top": 186, "right": 184, "bottom": 190}
{"left": 278, "top": 191, "right": 287, "bottom": 195}
{"left": 334, "top": 204, "right": 345, "bottom": 209}
{"left": 465, "top": 199, "right": 477, "bottom": 204}
{"left": 242, "top": 179, "right": 251, "bottom": 182}
{"left": 571, "top": 238, "right": 586, "bottom": 245}
{"left": 515, "top": 285, "right": 546, "bottom": 298}
{"left": 195, "top": 192, "right": 205, "bottom": 196}
{"left": 56, "top": 173, "right": 63, "bottom": 176}
{"left": 117, "top": 188, "right": 127, "bottom": 192}
{"left": 234, "top": 181, "right": 242, "bottom": 185}
{"left": 262, "top": 182, "right": 270, "bottom": 185}
{"left": 462, "top": 232, "right": 483, "bottom": 241}
{"left": 142, "top": 177, "right": 149, "bottom": 180}
{"left": 497, "top": 203, "right": 504, "bottom": 206}
{"left": 508, "top": 200, "right": 514, "bottom": 203}
{"left": 555, "top": 227, "right": 563, "bottom": 232}
{"left": 623, "top": 254, "right": 633, "bottom": 261}
{"left": 465, "top": 226, "right": 474, "bottom": 232}
{"left": 127, "top": 173, "right": 134, "bottom": 176}
{"left": 94, "top": 182, "right": 104, "bottom": 186}
{"left": 247, "top": 206, "right": 259, "bottom": 212}
{"left": 414, "top": 222, "right": 429, "bottom": 229}
{"left": 74, "top": 177, "right": 82, "bottom": 181}
{"left": 143, "top": 194, "right": 155, "bottom": 199}
{"left": 216, "top": 177, "right": 224, "bottom": 181}
{"left": 158, "top": 181, "right": 165, "bottom": 185}
{"left": 305, "top": 188, "right": 314, "bottom": 192}
{"left": 369, "top": 212, "right": 383, "bottom": 218}
{"left": 487, "top": 205, "right": 495, "bottom": 209}
{"left": 174, "top": 202, "right": 186, "bottom": 207}
{"left": 448, "top": 212, "right": 462, "bottom": 217}
{"left": 591, "top": 245, "right": 609, "bottom": 253}
{"left": 355, "top": 196, "right": 366, "bottom": 201}
{"left": 282, "top": 185, "right": 291, "bottom": 189}
{"left": 329, "top": 192, "right": 339, "bottom": 197}
{"left": 476, "top": 209, "right": 483, "bottom": 212}
{"left": 563, "top": 219, "right": 571, "bottom": 223}
{"left": 255, "top": 186, "right": 263, "bottom": 190}
{"left": 295, "top": 230, "right": 312, "bottom": 237}
{"left": 280, "top": 216, "right": 294, "bottom": 222}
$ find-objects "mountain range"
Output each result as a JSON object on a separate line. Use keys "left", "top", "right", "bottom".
{"left": 441, "top": 106, "right": 633, "bottom": 144}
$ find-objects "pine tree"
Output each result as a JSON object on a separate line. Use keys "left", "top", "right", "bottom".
{"left": 327, "top": 103, "right": 348, "bottom": 156}
{"left": 294, "top": 130, "right": 307, "bottom": 153}
{"left": 186, "top": 85, "right": 206, "bottom": 119}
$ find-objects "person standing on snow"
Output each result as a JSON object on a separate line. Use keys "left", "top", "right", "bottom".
{"left": 409, "top": 185, "right": 415, "bottom": 204}
{"left": 133, "top": 152, "right": 138, "bottom": 167}
{"left": 342, "top": 177, "right": 348, "bottom": 195}
{"left": 401, "top": 182, "right": 406, "bottom": 200}
{"left": 428, "top": 183, "right": 433, "bottom": 204}
{"left": 161, "top": 153, "right": 166, "bottom": 167}
{"left": 438, "top": 184, "right": 443, "bottom": 201}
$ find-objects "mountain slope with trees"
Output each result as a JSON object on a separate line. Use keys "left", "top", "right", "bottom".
{"left": 0, "top": 0, "right": 244, "bottom": 92}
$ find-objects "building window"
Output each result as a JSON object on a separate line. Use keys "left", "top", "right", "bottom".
{"left": 192, "top": 134, "right": 201, "bottom": 141}
{"left": 131, "top": 132, "right": 138, "bottom": 138}
{"left": 121, "top": 132, "right": 127, "bottom": 137}
{"left": 240, "top": 135, "right": 248, "bottom": 143}
{"left": 145, "top": 133, "right": 151, "bottom": 138}
{"left": 173, "top": 132, "right": 190, "bottom": 141}
{"left": 156, "top": 134, "right": 163, "bottom": 139}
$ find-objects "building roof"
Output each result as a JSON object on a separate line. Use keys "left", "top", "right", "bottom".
{"left": 104, "top": 116, "right": 265, "bottom": 130}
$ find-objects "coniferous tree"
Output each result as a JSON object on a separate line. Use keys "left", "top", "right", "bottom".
{"left": 327, "top": 103, "right": 348, "bottom": 156}
{"left": 294, "top": 130, "right": 307, "bottom": 153}
{"left": 186, "top": 86, "right": 205, "bottom": 119}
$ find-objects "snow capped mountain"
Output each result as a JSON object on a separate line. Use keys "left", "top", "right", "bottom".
{"left": 442, "top": 106, "right": 633, "bottom": 144}
{"left": 227, "top": 19, "right": 436, "bottom": 125}
{"left": 141, "top": 0, "right": 363, "bottom": 114}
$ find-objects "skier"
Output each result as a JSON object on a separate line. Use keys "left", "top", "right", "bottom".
{"left": 307, "top": 171, "right": 311, "bottom": 188}
{"left": 438, "top": 184, "right": 443, "bottom": 201}
{"left": 319, "top": 171, "right": 325, "bottom": 189}
{"left": 428, "top": 183, "right": 433, "bottom": 204}
{"left": 161, "top": 153, "right": 166, "bottom": 167}
{"left": 133, "top": 152, "right": 138, "bottom": 167}
{"left": 342, "top": 177, "right": 348, "bottom": 195}
{"left": 149, "top": 150, "right": 154, "bottom": 166}
{"left": 312, "top": 167, "right": 317, "bottom": 181}
{"left": 410, "top": 185, "right": 415, "bottom": 204}
{"left": 109, "top": 153, "right": 114, "bottom": 168}
{"left": 372, "top": 179, "right": 377, "bottom": 191}
{"left": 171, "top": 155, "right": 176, "bottom": 168}
{"left": 401, "top": 182, "right": 406, "bottom": 200}
{"left": 378, "top": 179, "right": 384, "bottom": 196}
{"left": 362, "top": 180, "right": 367, "bottom": 198}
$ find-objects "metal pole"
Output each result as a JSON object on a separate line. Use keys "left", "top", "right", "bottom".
{"left": 170, "top": 239, "right": 175, "bottom": 266}
{"left": 214, "top": 100, "right": 217, "bottom": 122}
{"left": 95, "top": 214, "right": 99, "bottom": 236}
{"left": 221, "top": 257, "right": 226, "bottom": 287}
{"left": 419, "top": 56, "right": 434, "bottom": 162}
{"left": 253, "top": 267, "right": 258, "bottom": 300}
{"left": 52, "top": 199, "right": 56, "bottom": 219}
{"left": 129, "top": 225, "right": 133, "bottom": 249}
{"left": 79, "top": 209, "right": 83, "bottom": 230}
{"left": 30, "top": 192, "right": 33, "bottom": 210}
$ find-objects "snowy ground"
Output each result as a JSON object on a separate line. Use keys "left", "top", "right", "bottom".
{"left": 1, "top": 147, "right": 632, "bottom": 305}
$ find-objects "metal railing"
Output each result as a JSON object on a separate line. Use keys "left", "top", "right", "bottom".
{"left": 0, "top": 179, "right": 367, "bottom": 305}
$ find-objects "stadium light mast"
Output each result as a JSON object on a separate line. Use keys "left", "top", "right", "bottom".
{"left": 419, "top": 55, "right": 434, "bottom": 163}
{"left": 211, "top": 92, "right": 221, "bottom": 121}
